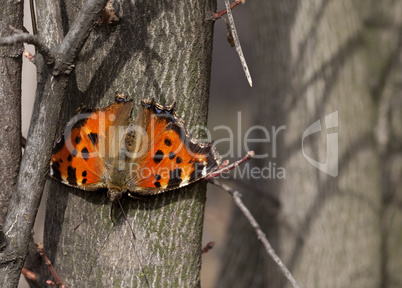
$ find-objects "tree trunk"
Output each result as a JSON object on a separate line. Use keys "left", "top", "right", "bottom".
{"left": 218, "top": 1, "right": 402, "bottom": 287}
{"left": 39, "top": 0, "right": 216, "bottom": 287}
{"left": 0, "top": 0, "right": 23, "bottom": 226}
{"left": 0, "top": 0, "right": 109, "bottom": 286}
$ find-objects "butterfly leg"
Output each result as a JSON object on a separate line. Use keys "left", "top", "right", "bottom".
{"left": 109, "top": 202, "right": 116, "bottom": 224}
{"left": 127, "top": 192, "right": 143, "bottom": 200}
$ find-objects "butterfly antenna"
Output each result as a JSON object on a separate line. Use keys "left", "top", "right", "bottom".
{"left": 116, "top": 198, "right": 151, "bottom": 288}
{"left": 116, "top": 199, "right": 136, "bottom": 240}
{"left": 73, "top": 195, "right": 108, "bottom": 232}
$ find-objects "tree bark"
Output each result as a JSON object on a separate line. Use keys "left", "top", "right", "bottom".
{"left": 39, "top": 0, "right": 216, "bottom": 287}
{"left": 218, "top": 1, "right": 402, "bottom": 287}
{"left": 0, "top": 0, "right": 108, "bottom": 287}
{"left": 0, "top": 0, "right": 23, "bottom": 226}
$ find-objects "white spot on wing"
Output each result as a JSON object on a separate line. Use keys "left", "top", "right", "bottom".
{"left": 179, "top": 179, "right": 189, "bottom": 188}
{"left": 201, "top": 165, "right": 207, "bottom": 177}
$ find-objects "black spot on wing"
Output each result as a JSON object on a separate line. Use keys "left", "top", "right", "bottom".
{"left": 72, "top": 149, "right": 78, "bottom": 157}
{"left": 81, "top": 147, "right": 89, "bottom": 161}
{"left": 71, "top": 117, "right": 88, "bottom": 131}
{"left": 153, "top": 150, "right": 164, "bottom": 164}
{"left": 176, "top": 156, "right": 182, "bottom": 164}
{"left": 82, "top": 178, "right": 87, "bottom": 184}
{"left": 155, "top": 174, "right": 161, "bottom": 181}
{"left": 53, "top": 161, "right": 60, "bottom": 168}
{"left": 67, "top": 166, "right": 77, "bottom": 186}
{"left": 75, "top": 136, "right": 81, "bottom": 144}
{"left": 155, "top": 182, "right": 161, "bottom": 188}
{"left": 164, "top": 138, "right": 172, "bottom": 146}
{"left": 88, "top": 133, "right": 98, "bottom": 146}
{"left": 82, "top": 171, "right": 87, "bottom": 177}
{"left": 168, "top": 152, "right": 176, "bottom": 160}
{"left": 67, "top": 154, "right": 72, "bottom": 161}
{"left": 167, "top": 168, "right": 182, "bottom": 188}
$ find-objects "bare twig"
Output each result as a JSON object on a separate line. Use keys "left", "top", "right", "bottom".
{"left": 223, "top": 0, "right": 253, "bottom": 87}
{"left": 201, "top": 242, "right": 215, "bottom": 254}
{"left": 37, "top": 243, "right": 70, "bottom": 288}
{"left": 23, "top": 51, "right": 35, "bottom": 62}
{"left": 213, "top": 0, "right": 243, "bottom": 20}
{"left": 205, "top": 150, "right": 254, "bottom": 180}
{"left": 0, "top": 27, "right": 54, "bottom": 66}
{"left": 21, "top": 267, "right": 37, "bottom": 282}
{"left": 211, "top": 179, "right": 300, "bottom": 288}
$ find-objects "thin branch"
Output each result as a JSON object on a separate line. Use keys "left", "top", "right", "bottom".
{"left": 223, "top": 0, "right": 253, "bottom": 87}
{"left": 21, "top": 267, "right": 37, "bottom": 283}
{"left": 213, "top": 0, "right": 242, "bottom": 20}
{"left": 23, "top": 50, "right": 35, "bottom": 62}
{"left": 37, "top": 243, "right": 70, "bottom": 288}
{"left": 54, "top": 0, "right": 110, "bottom": 75}
{"left": 205, "top": 150, "right": 254, "bottom": 180}
{"left": 0, "top": 27, "right": 54, "bottom": 66}
{"left": 0, "top": 0, "right": 109, "bottom": 286}
{"left": 201, "top": 242, "right": 215, "bottom": 254}
{"left": 211, "top": 179, "right": 300, "bottom": 288}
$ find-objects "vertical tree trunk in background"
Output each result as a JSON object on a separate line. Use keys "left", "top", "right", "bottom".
{"left": 38, "top": 0, "right": 216, "bottom": 286}
{"left": 218, "top": 1, "right": 402, "bottom": 287}
{"left": 0, "top": 0, "right": 23, "bottom": 225}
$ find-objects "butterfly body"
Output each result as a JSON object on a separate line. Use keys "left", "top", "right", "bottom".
{"left": 50, "top": 96, "right": 221, "bottom": 201}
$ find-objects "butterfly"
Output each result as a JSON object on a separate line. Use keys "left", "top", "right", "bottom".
{"left": 49, "top": 94, "right": 221, "bottom": 201}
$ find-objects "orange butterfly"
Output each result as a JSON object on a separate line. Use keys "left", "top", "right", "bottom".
{"left": 50, "top": 95, "right": 221, "bottom": 201}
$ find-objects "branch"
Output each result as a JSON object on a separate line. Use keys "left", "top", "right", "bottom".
{"left": 211, "top": 179, "right": 300, "bottom": 288}
{"left": 223, "top": 0, "right": 253, "bottom": 87}
{"left": 201, "top": 242, "right": 215, "bottom": 254}
{"left": 0, "top": 27, "right": 54, "bottom": 66}
{"left": 0, "top": 0, "right": 109, "bottom": 286}
{"left": 53, "top": 0, "right": 110, "bottom": 75}
{"left": 213, "top": 0, "right": 243, "bottom": 20}
{"left": 21, "top": 267, "right": 37, "bottom": 283}
{"left": 205, "top": 150, "right": 254, "bottom": 180}
{"left": 37, "top": 243, "right": 70, "bottom": 288}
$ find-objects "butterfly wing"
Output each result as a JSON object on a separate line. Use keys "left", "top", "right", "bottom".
{"left": 50, "top": 97, "right": 134, "bottom": 190}
{"left": 125, "top": 99, "right": 221, "bottom": 195}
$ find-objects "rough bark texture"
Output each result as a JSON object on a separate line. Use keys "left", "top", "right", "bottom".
{"left": 218, "top": 1, "right": 402, "bottom": 287}
{"left": 0, "top": 0, "right": 23, "bottom": 226}
{"left": 39, "top": 0, "right": 216, "bottom": 287}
